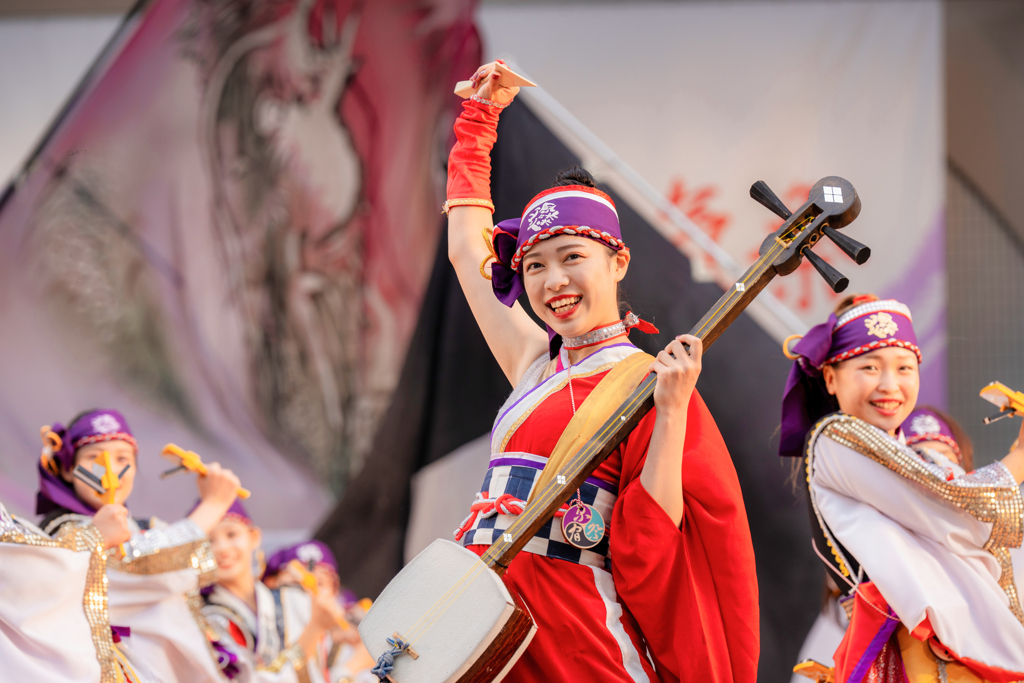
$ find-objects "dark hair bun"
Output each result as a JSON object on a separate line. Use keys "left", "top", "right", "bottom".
{"left": 554, "top": 164, "right": 597, "bottom": 188}
{"left": 833, "top": 293, "right": 878, "bottom": 316}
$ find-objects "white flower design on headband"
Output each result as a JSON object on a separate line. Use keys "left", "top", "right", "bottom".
{"left": 91, "top": 414, "right": 120, "bottom": 434}
{"left": 864, "top": 312, "right": 898, "bottom": 339}
{"left": 910, "top": 414, "right": 941, "bottom": 436}
{"left": 296, "top": 543, "right": 324, "bottom": 564}
{"left": 526, "top": 202, "right": 559, "bottom": 232}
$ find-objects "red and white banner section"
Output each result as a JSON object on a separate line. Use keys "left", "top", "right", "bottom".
{"left": 0, "top": 0, "right": 480, "bottom": 527}
{"left": 479, "top": 0, "right": 945, "bottom": 407}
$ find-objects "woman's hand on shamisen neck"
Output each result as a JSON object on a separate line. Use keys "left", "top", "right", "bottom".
{"left": 640, "top": 335, "right": 703, "bottom": 528}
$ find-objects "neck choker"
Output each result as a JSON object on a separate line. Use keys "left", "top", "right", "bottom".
{"left": 562, "top": 312, "right": 659, "bottom": 350}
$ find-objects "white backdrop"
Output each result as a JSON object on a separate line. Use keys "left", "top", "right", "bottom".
{"left": 479, "top": 0, "right": 946, "bottom": 403}
{"left": 0, "top": 16, "right": 120, "bottom": 185}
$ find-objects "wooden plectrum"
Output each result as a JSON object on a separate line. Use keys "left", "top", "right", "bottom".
{"left": 454, "top": 62, "right": 537, "bottom": 98}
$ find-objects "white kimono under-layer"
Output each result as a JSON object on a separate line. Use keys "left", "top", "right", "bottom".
{"left": 48, "top": 512, "right": 225, "bottom": 683}
{"left": 203, "top": 582, "right": 320, "bottom": 683}
{"left": 0, "top": 505, "right": 107, "bottom": 683}
{"left": 808, "top": 415, "right": 1024, "bottom": 676}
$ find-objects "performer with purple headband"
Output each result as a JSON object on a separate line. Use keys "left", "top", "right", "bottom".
{"left": 37, "top": 408, "right": 140, "bottom": 521}
{"left": 441, "top": 61, "right": 758, "bottom": 683}
{"left": 263, "top": 540, "right": 340, "bottom": 593}
{"left": 200, "top": 499, "right": 347, "bottom": 682}
{"left": 782, "top": 295, "right": 1024, "bottom": 683}
{"left": 263, "top": 540, "right": 377, "bottom": 683}
{"left": 35, "top": 407, "right": 245, "bottom": 683}
{"left": 903, "top": 406, "right": 974, "bottom": 473}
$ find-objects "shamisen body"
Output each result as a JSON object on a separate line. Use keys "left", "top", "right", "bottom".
{"left": 783, "top": 295, "right": 1024, "bottom": 683}
{"left": 363, "top": 61, "right": 758, "bottom": 683}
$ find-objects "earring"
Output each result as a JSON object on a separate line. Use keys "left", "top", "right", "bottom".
{"left": 40, "top": 453, "right": 61, "bottom": 477}
{"left": 40, "top": 427, "right": 64, "bottom": 476}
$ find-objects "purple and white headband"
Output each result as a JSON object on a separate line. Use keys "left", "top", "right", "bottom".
{"left": 902, "top": 408, "right": 962, "bottom": 463}
{"left": 262, "top": 540, "right": 338, "bottom": 579}
{"left": 37, "top": 409, "right": 137, "bottom": 516}
{"left": 778, "top": 298, "right": 921, "bottom": 457}
{"left": 488, "top": 185, "right": 626, "bottom": 307}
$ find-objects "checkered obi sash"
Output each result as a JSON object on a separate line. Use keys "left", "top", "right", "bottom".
{"left": 455, "top": 451, "right": 617, "bottom": 569}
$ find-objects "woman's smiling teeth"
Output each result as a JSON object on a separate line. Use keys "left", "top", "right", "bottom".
{"left": 549, "top": 296, "right": 581, "bottom": 315}
{"left": 870, "top": 399, "right": 902, "bottom": 414}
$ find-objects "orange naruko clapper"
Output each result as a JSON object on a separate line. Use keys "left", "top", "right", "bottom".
{"left": 161, "top": 444, "right": 251, "bottom": 499}
{"left": 100, "top": 450, "right": 119, "bottom": 505}
{"left": 979, "top": 381, "right": 1024, "bottom": 417}
{"left": 793, "top": 660, "right": 834, "bottom": 683}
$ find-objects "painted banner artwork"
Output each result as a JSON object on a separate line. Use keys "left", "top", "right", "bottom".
{"left": 0, "top": 0, "right": 480, "bottom": 526}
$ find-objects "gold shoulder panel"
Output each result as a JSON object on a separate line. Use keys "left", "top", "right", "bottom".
{"left": 110, "top": 537, "right": 218, "bottom": 586}
{"left": 0, "top": 523, "right": 119, "bottom": 683}
{"left": 109, "top": 520, "right": 218, "bottom": 585}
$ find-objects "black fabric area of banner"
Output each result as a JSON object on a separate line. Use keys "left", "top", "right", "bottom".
{"left": 318, "top": 101, "right": 822, "bottom": 682}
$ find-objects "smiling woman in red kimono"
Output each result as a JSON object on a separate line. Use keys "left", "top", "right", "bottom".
{"left": 442, "top": 62, "right": 759, "bottom": 683}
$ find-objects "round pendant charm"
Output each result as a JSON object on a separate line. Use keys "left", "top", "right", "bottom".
{"left": 561, "top": 504, "right": 605, "bottom": 550}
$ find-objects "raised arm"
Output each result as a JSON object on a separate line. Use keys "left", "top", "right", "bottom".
{"left": 1000, "top": 418, "right": 1024, "bottom": 484}
{"left": 446, "top": 62, "right": 548, "bottom": 385}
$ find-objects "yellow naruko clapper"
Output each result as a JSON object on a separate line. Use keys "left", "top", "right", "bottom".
{"left": 100, "top": 450, "right": 120, "bottom": 505}
{"left": 161, "top": 444, "right": 251, "bottom": 499}
{"left": 980, "top": 381, "right": 1024, "bottom": 417}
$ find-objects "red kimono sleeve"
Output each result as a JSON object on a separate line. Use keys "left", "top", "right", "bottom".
{"left": 610, "top": 389, "right": 760, "bottom": 683}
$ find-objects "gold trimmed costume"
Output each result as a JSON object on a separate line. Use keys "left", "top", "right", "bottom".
{"left": 805, "top": 413, "right": 1024, "bottom": 681}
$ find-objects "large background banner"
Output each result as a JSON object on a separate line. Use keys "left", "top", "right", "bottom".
{"left": 480, "top": 0, "right": 945, "bottom": 401}
{"left": 0, "top": 0, "right": 480, "bottom": 529}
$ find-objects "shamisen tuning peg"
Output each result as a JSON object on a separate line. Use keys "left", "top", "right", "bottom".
{"left": 454, "top": 62, "right": 537, "bottom": 99}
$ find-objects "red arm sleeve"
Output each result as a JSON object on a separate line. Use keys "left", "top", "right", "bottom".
{"left": 610, "top": 390, "right": 760, "bottom": 683}
{"left": 444, "top": 99, "right": 501, "bottom": 213}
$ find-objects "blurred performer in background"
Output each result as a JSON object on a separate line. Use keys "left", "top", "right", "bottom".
{"left": 37, "top": 408, "right": 243, "bottom": 682}
{"left": 201, "top": 500, "right": 345, "bottom": 681}
{"left": 782, "top": 295, "right": 1024, "bottom": 683}
{"left": 1, "top": 500, "right": 135, "bottom": 682}
{"left": 903, "top": 406, "right": 975, "bottom": 474}
{"left": 263, "top": 540, "right": 376, "bottom": 683}
{"left": 443, "top": 61, "right": 759, "bottom": 683}
{"left": 264, "top": 541, "right": 342, "bottom": 595}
